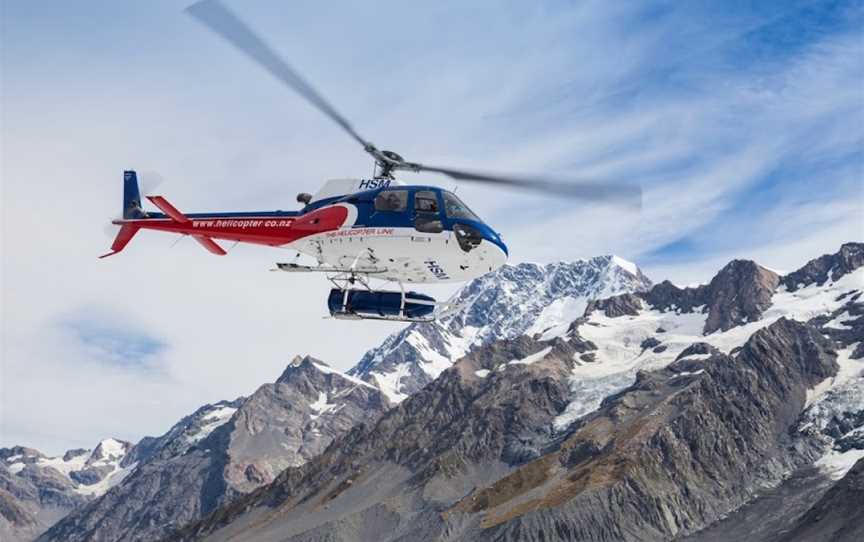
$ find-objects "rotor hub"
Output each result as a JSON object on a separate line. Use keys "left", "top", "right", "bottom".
{"left": 375, "top": 150, "right": 406, "bottom": 179}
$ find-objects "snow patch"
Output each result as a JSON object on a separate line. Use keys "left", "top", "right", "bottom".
{"left": 308, "top": 392, "right": 339, "bottom": 421}
{"left": 312, "top": 362, "right": 377, "bottom": 389}
{"left": 678, "top": 353, "right": 712, "bottom": 361}
{"left": 475, "top": 369, "right": 490, "bottom": 378}
{"left": 37, "top": 452, "right": 89, "bottom": 477}
{"left": 509, "top": 347, "right": 553, "bottom": 366}
{"left": 672, "top": 370, "right": 705, "bottom": 378}
{"left": 814, "top": 448, "right": 864, "bottom": 480}
{"left": 8, "top": 462, "right": 25, "bottom": 474}
{"left": 527, "top": 298, "right": 588, "bottom": 340}
{"left": 824, "top": 311, "right": 854, "bottom": 330}
{"left": 74, "top": 461, "right": 138, "bottom": 496}
{"left": 408, "top": 333, "right": 453, "bottom": 379}
{"left": 805, "top": 343, "right": 863, "bottom": 408}
{"left": 187, "top": 406, "right": 237, "bottom": 444}
{"left": 611, "top": 255, "right": 639, "bottom": 276}
{"left": 370, "top": 364, "right": 412, "bottom": 403}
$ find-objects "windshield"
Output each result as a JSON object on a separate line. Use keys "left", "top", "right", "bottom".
{"left": 442, "top": 191, "right": 480, "bottom": 222}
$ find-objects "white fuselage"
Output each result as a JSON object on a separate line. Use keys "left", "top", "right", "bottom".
{"left": 292, "top": 227, "right": 507, "bottom": 284}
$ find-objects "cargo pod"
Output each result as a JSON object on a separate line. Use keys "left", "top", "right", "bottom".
{"left": 328, "top": 289, "right": 436, "bottom": 321}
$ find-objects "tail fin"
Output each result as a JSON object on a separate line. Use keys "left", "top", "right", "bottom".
{"left": 100, "top": 170, "right": 144, "bottom": 258}
{"left": 123, "top": 170, "right": 147, "bottom": 219}
{"left": 99, "top": 224, "right": 140, "bottom": 259}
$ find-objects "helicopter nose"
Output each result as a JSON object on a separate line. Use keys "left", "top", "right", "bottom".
{"left": 476, "top": 236, "right": 507, "bottom": 273}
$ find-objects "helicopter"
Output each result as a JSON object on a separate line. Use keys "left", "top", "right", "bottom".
{"left": 101, "top": 0, "right": 640, "bottom": 323}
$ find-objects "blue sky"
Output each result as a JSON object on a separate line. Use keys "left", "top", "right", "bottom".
{"left": 1, "top": 0, "right": 862, "bottom": 453}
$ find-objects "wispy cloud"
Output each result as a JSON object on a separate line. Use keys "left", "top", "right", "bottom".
{"left": 57, "top": 309, "right": 167, "bottom": 369}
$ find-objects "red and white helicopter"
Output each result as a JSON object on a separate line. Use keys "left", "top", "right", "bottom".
{"left": 102, "top": 0, "right": 640, "bottom": 322}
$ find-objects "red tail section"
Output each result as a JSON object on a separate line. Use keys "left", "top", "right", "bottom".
{"left": 146, "top": 195, "right": 226, "bottom": 256}
{"left": 99, "top": 224, "right": 140, "bottom": 259}
{"left": 146, "top": 196, "right": 191, "bottom": 224}
{"left": 192, "top": 235, "right": 227, "bottom": 255}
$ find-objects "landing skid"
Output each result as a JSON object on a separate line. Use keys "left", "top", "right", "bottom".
{"left": 329, "top": 311, "right": 436, "bottom": 323}
{"left": 273, "top": 262, "right": 386, "bottom": 275}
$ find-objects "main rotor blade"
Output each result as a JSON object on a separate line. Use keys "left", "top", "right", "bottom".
{"left": 139, "top": 170, "right": 165, "bottom": 195}
{"left": 412, "top": 164, "right": 642, "bottom": 206}
{"left": 186, "top": 0, "right": 373, "bottom": 150}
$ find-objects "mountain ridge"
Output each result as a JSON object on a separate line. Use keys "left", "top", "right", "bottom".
{"left": 32, "top": 357, "right": 390, "bottom": 542}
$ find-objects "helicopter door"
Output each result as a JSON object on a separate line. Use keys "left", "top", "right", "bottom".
{"left": 413, "top": 190, "right": 444, "bottom": 234}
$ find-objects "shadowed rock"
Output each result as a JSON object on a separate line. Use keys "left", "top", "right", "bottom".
{"left": 777, "top": 457, "right": 864, "bottom": 542}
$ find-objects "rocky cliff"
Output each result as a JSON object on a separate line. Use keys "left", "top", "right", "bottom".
{"left": 37, "top": 357, "right": 389, "bottom": 542}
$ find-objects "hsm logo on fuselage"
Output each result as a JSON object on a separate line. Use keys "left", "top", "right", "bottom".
{"left": 424, "top": 259, "right": 450, "bottom": 280}
{"left": 358, "top": 178, "right": 392, "bottom": 190}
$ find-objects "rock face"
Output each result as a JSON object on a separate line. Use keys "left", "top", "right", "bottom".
{"left": 38, "top": 357, "right": 390, "bottom": 542}
{"left": 1, "top": 461, "right": 85, "bottom": 542}
{"left": 171, "top": 318, "right": 840, "bottom": 542}
{"left": 778, "top": 457, "right": 864, "bottom": 542}
{"left": 701, "top": 259, "right": 780, "bottom": 333}
{"left": 351, "top": 256, "right": 652, "bottom": 402}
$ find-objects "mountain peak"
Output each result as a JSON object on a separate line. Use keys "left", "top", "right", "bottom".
{"left": 782, "top": 242, "right": 864, "bottom": 292}
{"left": 703, "top": 259, "right": 779, "bottom": 333}
{"left": 276, "top": 355, "right": 323, "bottom": 383}
{"left": 350, "top": 255, "right": 653, "bottom": 402}
{"left": 609, "top": 254, "right": 640, "bottom": 275}
{"left": 276, "top": 355, "right": 375, "bottom": 391}
{"left": 89, "top": 438, "right": 131, "bottom": 462}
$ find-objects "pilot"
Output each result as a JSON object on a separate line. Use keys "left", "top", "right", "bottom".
{"left": 383, "top": 192, "right": 402, "bottom": 211}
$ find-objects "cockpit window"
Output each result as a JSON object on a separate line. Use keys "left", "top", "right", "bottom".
{"left": 374, "top": 190, "right": 408, "bottom": 212}
{"left": 442, "top": 191, "right": 480, "bottom": 221}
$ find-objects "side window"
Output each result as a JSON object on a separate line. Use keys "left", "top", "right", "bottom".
{"left": 414, "top": 191, "right": 440, "bottom": 214}
{"left": 413, "top": 190, "right": 443, "bottom": 233}
{"left": 374, "top": 190, "right": 408, "bottom": 212}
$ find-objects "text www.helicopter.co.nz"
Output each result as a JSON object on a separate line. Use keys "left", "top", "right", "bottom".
{"left": 192, "top": 219, "right": 294, "bottom": 229}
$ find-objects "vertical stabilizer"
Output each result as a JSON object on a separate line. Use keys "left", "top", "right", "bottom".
{"left": 123, "top": 170, "right": 146, "bottom": 219}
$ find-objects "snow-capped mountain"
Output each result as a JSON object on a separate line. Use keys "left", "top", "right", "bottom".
{"left": 10, "top": 244, "right": 863, "bottom": 542}
{"left": 0, "top": 438, "right": 134, "bottom": 542}
{"left": 1, "top": 438, "right": 134, "bottom": 498}
{"left": 351, "top": 255, "right": 652, "bottom": 402}
{"left": 552, "top": 252, "right": 864, "bottom": 447}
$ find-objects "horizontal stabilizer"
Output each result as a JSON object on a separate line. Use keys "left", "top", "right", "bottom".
{"left": 99, "top": 224, "right": 140, "bottom": 259}
{"left": 146, "top": 195, "right": 191, "bottom": 223}
{"left": 193, "top": 235, "right": 227, "bottom": 255}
